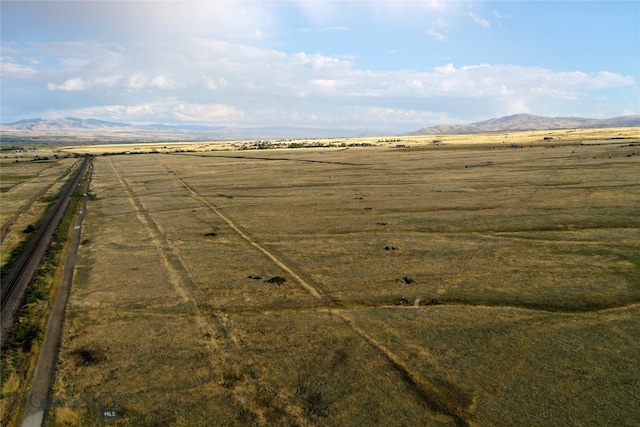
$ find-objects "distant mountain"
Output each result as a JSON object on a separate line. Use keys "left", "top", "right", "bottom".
{"left": 5, "top": 117, "right": 130, "bottom": 131}
{"left": 406, "top": 114, "right": 640, "bottom": 135}
{"left": 3, "top": 114, "right": 639, "bottom": 143}
{"left": 0, "top": 117, "right": 367, "bottom": 142}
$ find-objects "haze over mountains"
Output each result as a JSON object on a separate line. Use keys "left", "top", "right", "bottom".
{"left": 1, "top": 114, "right": 639, "bottom": 142}
{"left": 1, "top": 117, "right": 365, "bottom": 141}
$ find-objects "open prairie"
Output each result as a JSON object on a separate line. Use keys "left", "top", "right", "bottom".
{"left": 56, "top": 126, "right": 640, "bottom": 155}
{"left": 0, "top": 156, "right": 80, "bottom": 264}
{"left": 50, "top": 139, "right": 639, "bottom": 426}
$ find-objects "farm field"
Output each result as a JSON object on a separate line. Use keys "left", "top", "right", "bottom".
{"left": 0, "top": 156, "right": 80, "bottom": 265}
{"left": 50, "top": 140, "right": 639, "bottom": 426}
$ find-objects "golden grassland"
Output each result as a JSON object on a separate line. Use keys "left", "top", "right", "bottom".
{"left": 56, "top": 126, "right": 640, "bottom": 155}
{"left": 37, "top": 133, "right": 640, "bottom": 425}
{"left": 0, "top": 156, "right": 80, "bottom": 265}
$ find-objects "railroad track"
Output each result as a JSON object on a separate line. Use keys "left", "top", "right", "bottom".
{"left": 1, "top": 156, "right": 91, "bottom": 345}
{"left": 0, "top": 160, "right": 80, "bottom": 244}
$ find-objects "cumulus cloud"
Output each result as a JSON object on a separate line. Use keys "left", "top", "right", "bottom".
{"left": 292, "top": 52, "right": 352, "bottom": 71}
{"left": 55, "top": 101, "right": 244, "bottom": 124}
{"left": 125, "top": 73, "right": 149, "bottom": 90}
{"left": 149, "top": 75, "right": 180, "bottom": 89}
{"left": 35, "top": 41, "right": 637, "bottom": 127}
{"left": 2, "top": 1, "right": 637, "bottom": 131}
{"left": 47, "top": 76, "right": 121, "bottom": 91}
{"left": 47, "top": 78, "right": 87, "bottom": 91}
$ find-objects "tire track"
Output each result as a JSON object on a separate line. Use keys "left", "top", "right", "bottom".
{"left": 156, "top": 158, "right": 476, "bottom": 427}
{"left": 108, "top": 158, "right": 244, "bottom": 349}
{"left": 156, "top": 160, "right": 322, "bottom": 299}
{"left": 108, "top": 159, "right": 275, "bottom": 423}
{"left": 503, "top": 145, "right": 580, "bottom": 219}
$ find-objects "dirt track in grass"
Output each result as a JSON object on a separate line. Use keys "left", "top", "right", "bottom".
{"left": 48, "top": 140, "right": 639, "bottom": 426}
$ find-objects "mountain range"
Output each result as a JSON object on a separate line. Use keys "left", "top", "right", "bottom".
{"left": 1, "top": 114, "right": 639, "bottom": 142}
{"left": 406, "top": 114, "right": 640, "bottom": 135}
{"left": 0, "top": 117, "right": 367, "bottom": 141}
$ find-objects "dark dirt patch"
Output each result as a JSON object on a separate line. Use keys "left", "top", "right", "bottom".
{"left": 72, "top": 346, "right": 106, "bottom": 365}
{"left": 266, "top": 276, "right": 287, "bottom": 285}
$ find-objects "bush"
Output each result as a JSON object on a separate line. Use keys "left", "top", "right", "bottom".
{"left": 266, "top": 276, "right": 287, "bottom": 285}
{"left": 72, "top": 346, "right": 106, "bottom": 365}
{"left": 11, "top": 321, "right": 41, "bottom": 352}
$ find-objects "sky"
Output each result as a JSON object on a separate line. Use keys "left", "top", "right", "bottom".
{"left": 1, "top": 1, "right": 638, "bottom": 133}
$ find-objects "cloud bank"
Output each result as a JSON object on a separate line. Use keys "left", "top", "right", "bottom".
{"left": 1, "top": 1, "right": 637, "bottom": 131}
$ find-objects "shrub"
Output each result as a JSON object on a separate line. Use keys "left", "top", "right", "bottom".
{"left": 266, "top": 276, "right": 286, "bottom": 285}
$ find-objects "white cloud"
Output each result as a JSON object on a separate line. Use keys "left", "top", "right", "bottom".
{"left": 47, "top": 76, "right": 120, "bottom": 91}
{"left": 296, "top": 26, "right": 349, "bottom": 33}
{"left": 312, "top": 79, "right": 339, "bottom": 89}
{"left": 93, "top": 75, "right": 121, "bottom": 88}
{"left": 202, "top": 77, "right": 220, "bottom": 91}
{"left": 47, "top": 77, "right": 86, "bottom": 91}
{"left": 292, "top": 52, "right": 352, "bottom": 71}
{"left": 125, "top": 73, "right": 149, "bottom": 90}
{"left": 357, "top": 107, "right": 454, "bottom": 126}
{"left": 51, "top": 101, "right": 244, "bottom": 125}
{"left": 1, "top": 59, "right": 38, "bottom": 78}
{"left": 426, "top": 17, "right": 448, "bottom": 42}
{"left": 435, "top": 63, "right": 457, "bottom": 74}
{"left": 173, "top": 103, "right": 244, "bottom": 123}
{"left": 4, "top": 10, "right": 636, "bottom": 131}
{"left": 38, "top": 46, "right": 636, "bottom": 127}
{"left": 149, "top": 74, "right": 180, "bottom": 89}
{"left": 426, "top": 29, "right": 447, "bottom": 42}
{"left": 491, "top": 10, "right": 512, "bottom": 20}
{"left": 469, "top": 13, "right": 490, "bottom": 28}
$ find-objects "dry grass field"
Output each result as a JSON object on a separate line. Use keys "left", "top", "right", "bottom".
{"left": 56, "top": 126, "right": 640, "bottom": 155}
{"left": 0, "top": 155, "right": 80, "bottom": 265}
{"left": 49, "top": 134, "right": 639, "bottom": 426}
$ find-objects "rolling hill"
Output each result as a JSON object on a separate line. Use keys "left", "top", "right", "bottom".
{"left": 406, "top": 114, "right": 640, "bottom": 135}
{"left": 1, "top": 114, "right": 638, "bottom": 143}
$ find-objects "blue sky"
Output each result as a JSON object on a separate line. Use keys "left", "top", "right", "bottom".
{"left": 1, "top": 1, "right": 638, "bottom": 133}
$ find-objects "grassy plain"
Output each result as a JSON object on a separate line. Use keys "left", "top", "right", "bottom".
{"left": 50, "top": 133, "right": 639, "bottom": 426}
{"left": 56, "top": 126, "right": 640, "bottom": 155}
{"left": 0, "top": 156, "right": 80, "bottom": 265}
